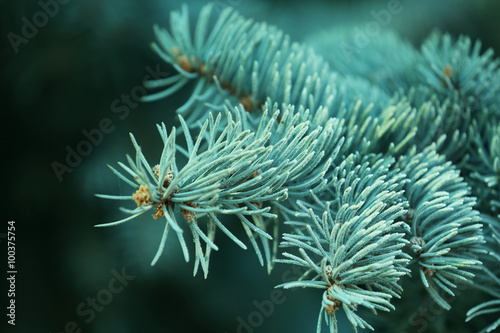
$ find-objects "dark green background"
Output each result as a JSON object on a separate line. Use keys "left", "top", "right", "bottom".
{"left": 3, "top": 0, "right": 500, "bottom": 332}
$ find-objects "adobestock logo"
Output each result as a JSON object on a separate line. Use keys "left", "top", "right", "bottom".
{"left": 340, "top": 0, "right": 410, "bottom": 62}
{"left": 213, "top": 0, "right": 243, "bottom": 14}
{"left": 51, "top": 64, "right": 170, "bottom": 183}
{"left": 50, "top": 267, "right": 135, "bottom": 333}
{"left": 405, "top": 279, "right": 469, "bottom": 333}
{"left": 226, "top": 265, "right": 309, "bottom": 333}
{"left": 7, "top": 0, "right": 71, "bottom": 54}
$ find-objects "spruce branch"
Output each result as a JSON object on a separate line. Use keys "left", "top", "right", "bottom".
{"left": 95, "top": 103, "right": 343, "bottom": 276}
{"left": 306, "top": 28, "right": 421, "bottom": 94}
{"left": 386, "top": 88, "right": 470, "bottom": 165}
{"left": 418, "top": 31, "right": 500, "bottom": 116}
{"left": 466, "top": 120, "right": 500, "bottom": 215}
{"left": 142, "top": 3, "right": 390, "bottom": 126}
{"left": 91, "top": 3, "right": 500, "bottom": 331}
{"left": 466, "top": 218, "right": 500, "bottom": 333}
{"left": 397, "top": 144, "right": 484, "bottom": 309}
{"left": 276, "top": 154, "right": 410, "bottom": 332}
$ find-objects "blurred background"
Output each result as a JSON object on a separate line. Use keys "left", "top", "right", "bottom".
{"left": 2, "top": 0, "right": 500, "bottom": 332}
